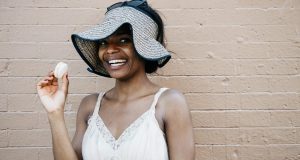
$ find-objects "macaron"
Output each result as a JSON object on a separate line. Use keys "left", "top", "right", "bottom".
{"left": 54, "top": 62, "right": 68, "bottom": 79}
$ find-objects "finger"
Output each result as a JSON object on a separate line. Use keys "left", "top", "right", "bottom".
{"left": 39, "top": 72, "right": 54, "bottom": 82}
{"left": 36, "top": 80, "right": 50, "bottom": 89}
{"left": 48, "top": 70, "right": 54, "bottom": 76}
{"left": 38, "top": 76, "right": 53, "bottom": 86}
{"left": 38, "top": 75, "right": 56, "bottom": 86}
{"left": 37, "top": 71, "right": 56, "bottom": 89}
{"left": 52, "top": 80, "right": 58, "bottom": 86}
{"left": 52, "top": 74, "right": 58, "bottom": 83}
{"left": 44, "top": 71, "right": 56, "bottom": 83}
{"left": 61, "top": 73, "right": 69, "bottom": 94}
{"left": 44, "top": 76, "right": 54, "bottom": 81}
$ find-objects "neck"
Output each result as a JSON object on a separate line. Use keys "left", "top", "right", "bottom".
{"left": 111, "top": 73, "right": 157, "bottom": 101}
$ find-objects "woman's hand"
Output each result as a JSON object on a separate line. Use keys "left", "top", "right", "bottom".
{"left": 36, "top": 71, "right": 69, "bottom": 114}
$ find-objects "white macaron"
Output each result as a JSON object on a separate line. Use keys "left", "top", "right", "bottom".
{"left": 54, "top": 62, "right": 68, "bottom": 79}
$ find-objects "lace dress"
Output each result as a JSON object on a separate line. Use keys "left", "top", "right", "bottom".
{"left": 82, "top": 88, "right": 169, "bottom": 160}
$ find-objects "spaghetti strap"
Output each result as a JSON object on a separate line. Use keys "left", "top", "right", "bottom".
{"left": 82, "top": 88, "right": 170, "bottom": 160}
{"left": 150, "top": 88, "right": 169, "bottom": 112}
{"left": 92, "top": 92, "right": 105, "bottom": 116}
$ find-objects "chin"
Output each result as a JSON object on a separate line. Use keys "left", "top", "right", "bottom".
{"left": 108, "top": 71, "right": 131, "bottom": 80}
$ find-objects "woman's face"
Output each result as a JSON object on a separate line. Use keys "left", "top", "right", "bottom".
{"left": 98, "top": 26, "right": 145, "bottom": 80}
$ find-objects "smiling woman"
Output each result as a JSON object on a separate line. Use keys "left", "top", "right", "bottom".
{"left": 36, "top": 0, "right": 194, "bottom": 160}
{"left": 97, "top": 24, "right": 144, "bottom": 79}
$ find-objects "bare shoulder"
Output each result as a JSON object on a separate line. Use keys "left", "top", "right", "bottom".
{"left": 157, "top": 88, "right": 190, "bottom": 121}
{"left": 159, "top": 88, "right": 186, "bottom": 105}
{"left": 79, "top": 93, "right": 99, "bottom": 108}
{"left": 77, "top": 93, "right": 99, "bottom": 122}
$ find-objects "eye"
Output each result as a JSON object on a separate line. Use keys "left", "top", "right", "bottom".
{"left": 99, "top": 41, "right": 107, "bottom": 48}
{"left": 119, "top": 37, "right": 132, "bottom": 44}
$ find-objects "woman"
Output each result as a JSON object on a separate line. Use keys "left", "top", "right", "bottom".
{"left": 36, "top": 0, "right": 194, "bottom": 159}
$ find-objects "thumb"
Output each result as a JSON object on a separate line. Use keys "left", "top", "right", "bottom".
{"left": 61, "top": 73, "right": 69, "bottom": 95}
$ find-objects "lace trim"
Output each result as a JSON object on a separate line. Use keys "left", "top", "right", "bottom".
{"left": 94, "top": 109, "right": 153, "bottom": 150}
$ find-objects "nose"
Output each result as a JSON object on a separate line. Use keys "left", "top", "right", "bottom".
{"left": 106, "top": 42, "right": 119, "bottom": 54}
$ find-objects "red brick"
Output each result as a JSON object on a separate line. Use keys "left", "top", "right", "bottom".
{"left": 269, "top": 145, "right": 300, "bottom": 160}
{"left": 194, "top": 128, "right": 239, "bottom": 145}
{"left": 65, "top": 94, "right": 87, "bottom": 112}
{"left": 237, "top": 59, "right": 299, "bottom": 75}
{"left": 270, "top": 111, "right": 298, "bottom": 127}
{"left": 239, "top": 146, "right": 270, "bottom": 160}
{"left": 167, "top": 42, "right": 236, "bottom": 59}
{"left": 0, "top": 94, "right": 8, "bottom": 111}
{"left": 38, "top": 147, "right": 54, "bottom": 160}
{"left": 0, "top": 130, "right": 8, "bottom": 147}
{"left": 240, "top": 93, "right": 300, "bottom": 110}
{"left": 0, "top": 25, "right": 82, "bottom": 42}
{"left": 0, "top": 148, "right": 38, "bottom": 160}
{"left": 8, "top": 129, "right": 51, "bottom": 147}
{"left": 37, "top": 112, "right": 50, "bottom": 129}
{"left": 0, "top": 112, "right": 39, "bottom": 129}
{"left": 195, "top": 146, "right": 212, "bottom": 160}
{"left": 7, "top": 94, "right": 42, "bottom": 112}
{"left": 191, "top": 111, "right": 239, "bottom": 128}
{"left": 269, "top": 42, "right": 300, "bottom": 58}
{"left": 7, "top": 77, "right": 37, "bottom": 94}
{"left": 68, "top": 77, "right": 97, "bottom": 94}
{"left": 178, "top": 0, "right": 237, "bottom": 9}
{"left": 239, "top": 128, "right": 268, "bottom": 145}
{"left": 266, "top": 128, "right": 297, "bottom": 144}
{"left": 0, "top": 77, "right": 8, "bottom": 94}
{"left": 236, "top": 0, "right": 297, "bottom": 9}
{"left": 160, "top": 59, "right": 236, "bottom": 76}
{"left": 39, "top": 42, "right": 79, "bottom": 60}
{"left": 239, "top": 111, "right": 270, "bottom": 127}
{"left": 269, "top": 76, "right": 300, "bottom": 92}
{"left": 0, "top": 42, "right": 39, "bottom": 59}
{"left": 0, "top": 8, "right": 105, "bottom": 25}
{"left": 0, "top": 0, "right": 120, "bottom": 8}
{"left": 186, "top": 93, "right": 240, "bottom": 110}
{"left": 212, "top": 146, "right": 240, "bottom": 160}
{"left": 8, "top": 60, "right": 53, "bottom": 77}
{"left": 0, "top": 59, "right": 9, "bottom": 76}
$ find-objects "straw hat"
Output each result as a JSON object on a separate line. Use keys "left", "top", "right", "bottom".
{"left": 71, "top": 0, "right": 171, "bottom": 77}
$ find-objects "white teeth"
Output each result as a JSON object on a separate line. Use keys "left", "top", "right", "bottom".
{"left": 111, "top": 63, "right": 124, "bottom": 67}
{"left": 108, "top": 59, "right": 126, "bottom": 64}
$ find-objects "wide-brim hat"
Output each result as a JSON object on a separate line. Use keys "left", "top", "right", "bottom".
{"left": 71, "top": 3, "right": 171, "bottom": 77}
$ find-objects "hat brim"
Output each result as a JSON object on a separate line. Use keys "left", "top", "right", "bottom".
{"left": 71, "top": 6, "right": 171, "bottom": 77}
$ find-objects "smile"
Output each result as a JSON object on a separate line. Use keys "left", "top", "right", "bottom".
{"left": 108, "top": 59, "right": 127, "bottom": 67}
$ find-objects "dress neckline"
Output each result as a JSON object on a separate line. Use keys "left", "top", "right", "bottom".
{"left": 93, "top": 88, "right": 168, "bottom": 150}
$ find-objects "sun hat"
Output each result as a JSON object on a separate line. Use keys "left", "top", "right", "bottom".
{"left": 71, "top": 0, "right": 171, "bottom": 77}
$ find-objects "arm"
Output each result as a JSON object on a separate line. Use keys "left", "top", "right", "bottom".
{"left": 37, "top": 72, "right": 97, "bottom": 160}
{"left": 48, "top": 111, "right": 79, "bottom": 160}
{"left": 159, "top": 89, "right": 195, "bottom": 160}
{"left": 37, "top": 72, "right": 78, "bottom": 160}
{"left": 72, "top": 94, "right": 98, "bottom": 159}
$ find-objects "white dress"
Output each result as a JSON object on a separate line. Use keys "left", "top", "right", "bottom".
{"left": 82, "top": 88, "right": 169, "bottom": 160}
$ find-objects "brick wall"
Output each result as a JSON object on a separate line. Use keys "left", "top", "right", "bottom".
{"left": 0, "top": 0, "right": 299, "bottom": 159}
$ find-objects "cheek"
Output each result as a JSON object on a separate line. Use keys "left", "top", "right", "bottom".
{"left": 132, "top": 52, "right": 145, "bottom": 68}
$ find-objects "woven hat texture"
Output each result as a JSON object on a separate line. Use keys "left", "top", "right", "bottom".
{"left": 71, "top": 6, "right": 171, "bottom": 77}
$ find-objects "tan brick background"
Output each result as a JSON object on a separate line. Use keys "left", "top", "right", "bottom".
{"left": 0, "top": 0, "right": 300, "bottom": 159}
